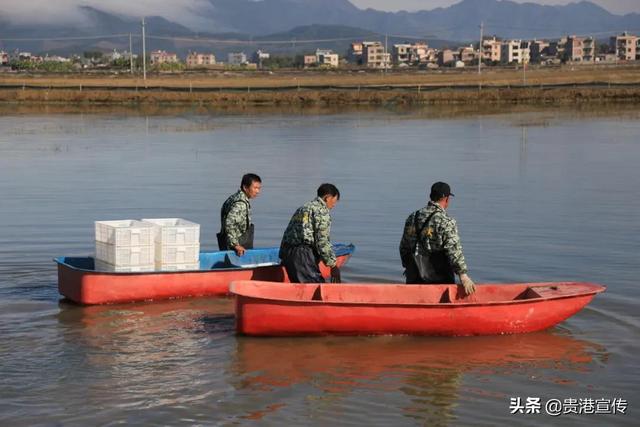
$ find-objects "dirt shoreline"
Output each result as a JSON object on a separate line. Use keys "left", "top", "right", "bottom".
{"left": 1, "top": 66, "right": 640, "bottom": 106}
{"left": 1, "top": 86, "right": 639, "bottom": 106}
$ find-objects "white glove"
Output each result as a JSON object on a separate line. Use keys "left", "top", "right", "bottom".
{"left": 459, "top": 273, "right": 476, "bottom": 295}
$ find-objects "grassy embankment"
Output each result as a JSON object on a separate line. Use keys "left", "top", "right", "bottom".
{"left": 1, "top": 65, "right": 639, "bottom": 106}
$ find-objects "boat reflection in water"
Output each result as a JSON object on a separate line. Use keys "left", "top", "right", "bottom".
{"left": 56, "top": 298, "right": 606, "bottom": 424}
{"left": 55, "top": 298, "right": 236, "bottom": 414}
{"left": 231, "top": 332, "right": 606, "bottom": 423}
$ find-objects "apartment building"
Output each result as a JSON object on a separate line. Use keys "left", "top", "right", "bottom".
{"left": 362, "top": 41, "right": 390, "bottom": 69}
{"left": 482, "top": 37, "right": 501, "bottom": 63}
{"left": 564, "top": 36, "right": 595, "bottom": 62}
{"left": 459, "top": 45, "right": 476, "bottom": 64}
{"left": 610, "top": 32, "right": 639, "bottom": 61}
{"left": 150, "top": 50, "right": 178, "bottom": 65}
{"left": 393, "top": 44, "right": 412, "bottom": 65}
{"left": 186, "top": 52, "right": 216, "bottom": 67}
{"left": 501, "top": 40, "right": 523, "bottom": 64}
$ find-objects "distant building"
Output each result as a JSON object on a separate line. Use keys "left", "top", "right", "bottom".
{"left": 43, "top": 55, "right": 70, "bottom": 63}
{"left": 482, "top": 37, "right": 501, "bottom": 63}
{"left": 0, "top": 51, "right": 9, "bottom": 65}
{"left": 519, "top": 41, "right": 531, "bottom": 64}
{"left": 304, "top": 55, "right": 317, "bottom": 67}
{"left": 501, "top": 40, "right": 525, "bottom": 64}
{"left": 548, "top": 37, "right": 567, "bottom": 60}
{"left": 304, "top": 49, "right": 339, "bottom": 68}
{"left": 610, "top": 32, "right": 639, "bottom": 61}
{"left": 362, "top": 41, "right": 390, "bottom": 68}
{"left": 437, "top": 49, "right": 455, "bottom": 66}
{"left": 597, "top": 53, "right": 618, "bottom": 63}
{"left": 252, "top": 50, "right": 270, "bottom": 67}
{"left": 459, "top": 45, "right": 476, "bottom": 64}
{"left": 186, "top": 52, "right": 216, "bottom": 67}
{"left": 564, "top": 36, "right": 595, "bottom": 62}
{"left": 529, "top": 40, "right": 549, "bottom": 63}
{"left": 150, "top": 50, "right": 178, "bottom": 65}
{"left": 316, "top": 49, "right": 339, "bottom": 67}
{"left": 228, "top": 52, "right": 248, "bottom": 66}
{"left": 411, "top": 43, "right": 433, "bottom": 64}
{"left": 393, "top": 43, "right": 412, "bottom": 65}
{"left": 583, "top": 37, "right": 596, "bottom": 62}
{"left": 348, "top": 42, "right": 363, "bottom": 64}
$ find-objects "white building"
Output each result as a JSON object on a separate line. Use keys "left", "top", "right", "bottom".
{"left": 315, "top": 49, "right": 339, "bottom": 67}
{"left": 501, "top": 40, "right": 525, "bottom": 64}
{"left": 228, "top": 52, "right": 248, "bottom": 66}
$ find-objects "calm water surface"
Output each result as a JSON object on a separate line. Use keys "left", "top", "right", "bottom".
{"left": 0, "top": 106, "right": 638, "bottom": 426}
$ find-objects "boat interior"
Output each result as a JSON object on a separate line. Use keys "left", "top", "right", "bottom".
{"left": 233, "top": 281, "right": 572, "bottom": 305}
{"left": 56, "top": 243, "right": 354, "bottom": 272}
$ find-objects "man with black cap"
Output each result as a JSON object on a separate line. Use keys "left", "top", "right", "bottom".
{"left": 399, "top": 181, "right": 476, "bottom": 295}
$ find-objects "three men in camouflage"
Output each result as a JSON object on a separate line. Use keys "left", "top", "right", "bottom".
{"left": 279, "top": 183, "right": 342, "bottom": 283}
{"left": 218, "top": 173, "right": 262, "bottom": 256}
{"left": 399, "top": 182, "right": 476, "bottom": 295}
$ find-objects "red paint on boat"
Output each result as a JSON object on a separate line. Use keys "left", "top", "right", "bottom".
{"left": 56, "top": 252, "right": 352, "bottom": 305}
{"left": 231, "top": 281, "right": 606, "bottom": 336}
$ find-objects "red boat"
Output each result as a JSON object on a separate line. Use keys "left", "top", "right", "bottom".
{"left": 55, "top": 244, "right": 354, "bottom": 305}
{"left": 231, "top": 281, "right": 605, "bottom": 336}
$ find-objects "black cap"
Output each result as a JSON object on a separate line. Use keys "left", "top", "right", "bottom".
{"left": 430, "top": 182, "right": 454, "bottom": 200}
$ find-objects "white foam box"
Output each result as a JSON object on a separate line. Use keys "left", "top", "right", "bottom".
{"left": 95, "top": 241, "right": 155, "bottom": 266}
{"left": 155, "top": 262, "right": 200, "bottom": 272}
{"left": 94, "top": 259, "right": 155, "bottom": 273}
{"left": 141, "top": 218, "right": 200, "bottom": 246}
{"left": 95, "top": 220, "right": 154, "bottom": 246}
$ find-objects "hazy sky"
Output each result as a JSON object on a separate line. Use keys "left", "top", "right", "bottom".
{"left": 351, "top": 0, "right": 640, "bottom": 15}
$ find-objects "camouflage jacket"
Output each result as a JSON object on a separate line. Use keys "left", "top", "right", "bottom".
{"left": 280, "top": 197, "right": 336, "bottom": 267}
{"left": 220, "top": 190, "right": 251, "bottom": 247}
{"left": 399, "top": 201, "right": 468, "bottom": 274}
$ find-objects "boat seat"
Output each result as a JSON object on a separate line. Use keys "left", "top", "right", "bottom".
{"left": 514, "top": 288, "right": 543, "bottom": 300}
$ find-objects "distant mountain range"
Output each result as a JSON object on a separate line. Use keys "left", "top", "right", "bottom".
{"left": 1, "top": 0, "right": 639, "bottom": 56}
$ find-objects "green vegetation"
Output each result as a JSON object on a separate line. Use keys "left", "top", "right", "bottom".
{"left": 152, "top": 62, "right": 185, "bottom": 72}
{"left": 262, "top": 55, "right": 304, "bottom": 70}
{"left": 9, "top": 60, "right": 74, "bottom": 73}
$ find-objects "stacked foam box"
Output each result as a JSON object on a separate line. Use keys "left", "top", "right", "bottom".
{"left": 141, "top": 218, "right": 200, "bottom": 271}
{"left": 94, "top": 220, "right": 155, "bottom": 272}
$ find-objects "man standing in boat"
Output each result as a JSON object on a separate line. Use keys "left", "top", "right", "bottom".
{"left": 218, "top": 173, "right": 262, "bottom": 256}
{"left": 399, "top": 181, "right": 476, "bottom": 295}
{"left": 279, "top": 183, "right": 342, "bottom": 283}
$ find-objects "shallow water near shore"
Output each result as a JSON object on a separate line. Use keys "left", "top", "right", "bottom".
{"left": 0, "top": 106, "right": 638, "bottom": 425}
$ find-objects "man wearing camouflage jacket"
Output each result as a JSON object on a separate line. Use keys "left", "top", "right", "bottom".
{"left": 279, "top": 183, "right": 342, "bottom": 283}
{"left": 399, "top": 181, "right": 476, "bottom": 295}
{"left": 218, "top": 173, "right": 262, "bottom": 256}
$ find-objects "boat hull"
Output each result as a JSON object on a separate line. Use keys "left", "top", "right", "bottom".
{"left": 231, "top": 281, "right": 605, "bottom": 337}
{"left": 56, "top": 244, "right": 354, "bottom": 305}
